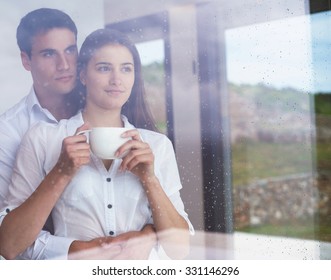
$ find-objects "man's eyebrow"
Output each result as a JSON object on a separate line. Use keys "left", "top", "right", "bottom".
{"left": 38, "top": 48, "right": 55, "bottom": 54}
{"left": 38, "top": 45, "right": 77, "bottom": 54}
{"left": 65, "top": 44, "right": 78, "bottom": 50}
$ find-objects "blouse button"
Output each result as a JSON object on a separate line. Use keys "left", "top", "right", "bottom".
{"left": 109, "top": 231, "right": 114, "bottom": 236}
{"left": 107, "top": 204, "right": 112, "bottom": 209}
{"left": 5, "top": 208, "right": 10, "bottom": 213}
{"left": 106, "top": 178, "right": 111, "bottom": 182}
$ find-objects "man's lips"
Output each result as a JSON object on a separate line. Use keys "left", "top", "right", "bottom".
{"left": 55, "top": 75, "right": 74, "bottom": 82}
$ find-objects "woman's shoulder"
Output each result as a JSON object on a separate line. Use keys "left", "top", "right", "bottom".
{"left": 137, "top": 128, "right": 168, "bottom": 140}
{"left": 137, "top": 128, "right": 173, "bottom": 149}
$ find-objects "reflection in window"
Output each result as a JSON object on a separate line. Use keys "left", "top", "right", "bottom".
{"left": 136, "top": 39, "right": 167, "bottom": 134}
{"left": 225, "top": 15, "right": 329, "bottom": 241}
{"left": 311, "top": 11, "right": 331, "bottom": 242}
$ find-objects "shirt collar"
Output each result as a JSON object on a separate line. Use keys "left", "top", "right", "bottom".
{"left": 122, "top": 115, "right": 135, "bottom": 130}
{"left": 26, "top": 87, "right": 42, "bottom": 114}
{"left": 26, "top": 87, "right": 58, "bottom": 123}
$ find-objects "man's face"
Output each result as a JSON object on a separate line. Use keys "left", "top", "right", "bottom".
{"left": 21, "top": 28, "right": 78, "bottom": 98}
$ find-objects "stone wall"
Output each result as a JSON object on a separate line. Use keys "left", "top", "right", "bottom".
{"left": 233, "top": 173, "right": 319, "bottom": 228}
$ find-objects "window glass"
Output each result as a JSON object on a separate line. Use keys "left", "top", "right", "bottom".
{"left": 226, "top": 12, "right": 331, "bottom": 242}
{"left": 136, "top": 39, "right": 167, "bottom": 134}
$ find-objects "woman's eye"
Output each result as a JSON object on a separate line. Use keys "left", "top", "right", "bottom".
{"left": 122, "top": 66, "right": 133, "bottom": 73}
{"left": 97, "top": 65, "right": 111, "bottom": 72}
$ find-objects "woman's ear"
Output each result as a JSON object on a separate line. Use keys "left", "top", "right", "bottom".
{"left": 80, "top": 70, "right": 86, "bottom": 86}
{"left": 21, "top": 52, "right": 31, "bottom": 71}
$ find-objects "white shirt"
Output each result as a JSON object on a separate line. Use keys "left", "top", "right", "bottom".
{"left": 5, "top": 112, "right": 193, "bottom": 258}
{"left": 0, "top": 88, "right": 58, "bottom": 206}
{"left": 0, "top": 88, "right": 75, "bottom": 259}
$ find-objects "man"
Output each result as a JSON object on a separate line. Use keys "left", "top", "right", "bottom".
{"left": 0, "top": 8, "right": 79, "bottom": 209}
{"left": 0, "top": 8, "right": 156, "bottom": 260}
{"left": 0, "top": 8, "right": 80, "bottom": 260}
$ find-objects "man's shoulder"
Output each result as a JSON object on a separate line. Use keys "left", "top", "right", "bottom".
{"left": 0, "top": 96, "right": 30, "bottom": 151}
{"left": 0, "top": 95, "right": 29, "bottom": 123}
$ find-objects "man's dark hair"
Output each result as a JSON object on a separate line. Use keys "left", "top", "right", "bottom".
{"left": 16, "top": 8, "right": 77, "bottom": 57}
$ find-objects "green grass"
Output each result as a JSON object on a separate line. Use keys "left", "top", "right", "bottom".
{"left": 238, "top": 221, "right": 331, "bottom": 242}
{"left": 231, "top": 139, "right": 331, "bottom": 242}
{"left": 231, "top": 141, "right": 313, "bottom": 186}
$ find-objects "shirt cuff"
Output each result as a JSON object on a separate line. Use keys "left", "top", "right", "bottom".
{"left": 18, "top": 233, "right": 75, "bottom": 260}
{"left": 0, "top": 206, "right": 12, "bottom": 226}
{"left": 43, "top": 235, "right": 76, "bottom": 260}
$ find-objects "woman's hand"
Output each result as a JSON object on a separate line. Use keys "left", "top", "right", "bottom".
{"left": 116, "top": 129, "right": 155, "bottom": 183}
{"left": 55, "top": 123, "right": 91, "bottom": 177}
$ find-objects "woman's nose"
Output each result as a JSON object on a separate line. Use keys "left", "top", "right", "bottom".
{"left": 109, "top": 71, "right": 121, "bottom": 85}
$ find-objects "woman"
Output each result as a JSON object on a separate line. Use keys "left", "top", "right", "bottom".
{"left": 0, "top": 29, "right": 193, "bottom": 259}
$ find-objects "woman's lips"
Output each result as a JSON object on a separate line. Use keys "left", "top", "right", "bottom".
{"left": 105, "top": 89, "right": 123, "bottom": 94}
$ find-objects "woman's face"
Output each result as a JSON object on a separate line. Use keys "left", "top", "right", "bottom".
{"left": 81, "top": 43, "right": 135, "bottom": 112}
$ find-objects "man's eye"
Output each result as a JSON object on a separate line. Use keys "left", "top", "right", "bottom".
{"left": 42, "top": 51, "right": 54, "bottom": 57}
{"left": 65, "top": 46, "right": 78, "bottom": 55}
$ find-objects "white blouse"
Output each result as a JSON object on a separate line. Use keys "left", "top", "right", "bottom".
{"left": 5, "top": 112, "right": 193, "bottom": 252}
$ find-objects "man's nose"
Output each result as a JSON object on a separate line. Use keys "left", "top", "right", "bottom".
{"left": 57, "top": 54, "right": 70, "bottom": 71}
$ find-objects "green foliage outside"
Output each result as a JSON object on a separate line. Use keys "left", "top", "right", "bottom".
{"left": 142, "top": 62, "right": 167, "bottom": 133}
{"left": 142, "top": 62, "right": 165, "bottom": 86}
{"left": 314, "top": 93, "right": 331, "bottom": 115}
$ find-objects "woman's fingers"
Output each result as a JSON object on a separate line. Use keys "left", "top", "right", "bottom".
{"left": 114, "top": 129, "right": 155, "bottom": 179}
{"left": 75, "top": 122, "right": 90, "bottom": 135}
{"left": 121, "top": 129, "right": 142, "bottom": 141}
{"left": 120, "top": 147, "right": 154, "bottom": 172}
{"left": 116, "top": 139, "right": 148, "bottom": 156}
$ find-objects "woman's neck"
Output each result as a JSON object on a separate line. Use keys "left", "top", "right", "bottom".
{"left": 82, "top": 106, "right": 123, "bottom": 127}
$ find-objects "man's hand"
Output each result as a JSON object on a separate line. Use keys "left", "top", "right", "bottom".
{"left": 68, "top": 224, "right": 157, "bottom": 259}
{"left": 68, "top": 236, "right": 121, "bottom": 259}
{"left": 110, "top": 224, "right": 157, "bottom": 259}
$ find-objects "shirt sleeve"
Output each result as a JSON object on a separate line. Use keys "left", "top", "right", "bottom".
{"left": 5, "top": 124, "right": 47, "bottom": 209}
{"left": 17, "top": 231, "right": 75, "bottom": 260}
{"left": 4, "top": 124, "right": 74, "bottom": 259}
{"left": 0, "top": 119, "right": 21, "bottom": 208}
{"left": 155, "top": 136, "right": 195, "bottom": 235}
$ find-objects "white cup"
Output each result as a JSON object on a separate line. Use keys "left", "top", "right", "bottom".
{"left": 78, "top": 127, "right": 130, "bottom": 159}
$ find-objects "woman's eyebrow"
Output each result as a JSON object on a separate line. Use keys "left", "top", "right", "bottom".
{"left": 95, "top": 62, "right": 134, "bottom": 66}
{"left": 95, "top": 62, "right": 111, "bottom": 65}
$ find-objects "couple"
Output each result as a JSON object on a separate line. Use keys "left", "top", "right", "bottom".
{"left": 0, "top": 8, "right": 192, "bottom": 260}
